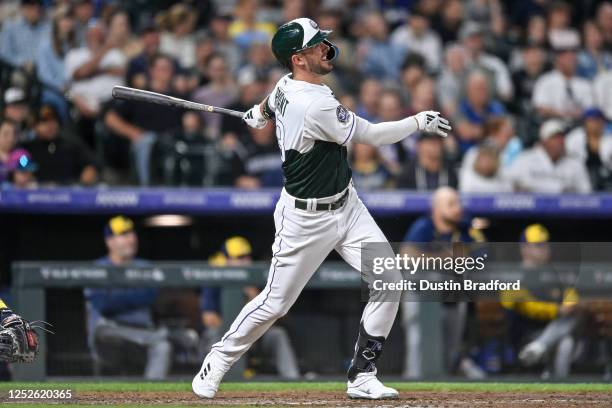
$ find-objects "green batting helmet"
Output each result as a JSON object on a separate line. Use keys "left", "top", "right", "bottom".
{"left": 271, "top": 18, "right": 339, "bottom": 68}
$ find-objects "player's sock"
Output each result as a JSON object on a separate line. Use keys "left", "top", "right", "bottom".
{"left": 347, "top": 323, "right": 386, "bottom": 381}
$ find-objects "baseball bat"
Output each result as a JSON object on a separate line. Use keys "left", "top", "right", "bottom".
{"left": 111, "top": 86, "right": 245, "bottom": 118}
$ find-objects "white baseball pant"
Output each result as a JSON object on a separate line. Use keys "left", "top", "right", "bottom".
{"left": 209, "top": 184, "right": 399, "bottom": 370}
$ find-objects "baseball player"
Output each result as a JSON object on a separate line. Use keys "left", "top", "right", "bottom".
{"left": 192, "top": 18, "right": 451, "bottom": 400}
{"left": 0, "top": 298, "right": 38, "bottom": 363}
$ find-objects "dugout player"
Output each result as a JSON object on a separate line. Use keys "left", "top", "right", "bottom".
{"left": 192, "top": 18, "right": 451, "bottom": 400}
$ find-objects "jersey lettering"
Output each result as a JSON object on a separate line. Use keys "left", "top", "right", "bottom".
{"left": 275, "top": 88, "right": 289, "bottom": 117}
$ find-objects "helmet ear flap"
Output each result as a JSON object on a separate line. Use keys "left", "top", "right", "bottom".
{"left": 323, "top": 39, "right": 339, "bottom": 61}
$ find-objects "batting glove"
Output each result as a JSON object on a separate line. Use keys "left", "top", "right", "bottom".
{"left": 413, "top": 111, "right": 452, "bottom": 137}
{"left": 243, "top": 104, "right": 268, "bottom": 129}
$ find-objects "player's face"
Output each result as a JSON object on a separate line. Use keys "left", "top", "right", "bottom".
{"left": 298, "top": 42, "right": 334, "bottom": 75}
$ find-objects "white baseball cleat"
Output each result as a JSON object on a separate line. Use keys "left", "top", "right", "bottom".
{"left": 346, "top": 369, "right": 399, "bottom": 399}
{"left": 192, "top": 353, "right": 227, "bottom": 399}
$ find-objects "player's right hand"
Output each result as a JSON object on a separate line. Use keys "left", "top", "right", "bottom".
{"left": 413, "top": 111, "right": 452, "bottom": 137}
{"left": 243, "top": 104, "right": 268, "bottom": 129}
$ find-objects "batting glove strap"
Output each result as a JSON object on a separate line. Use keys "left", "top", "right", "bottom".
{"left": 413, "top": 111, "right": 452, "bottom": 137}
{"left": 243, "top": 104, "right": 268, "bottom": 129}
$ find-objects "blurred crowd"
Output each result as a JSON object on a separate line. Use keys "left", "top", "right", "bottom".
{"left": 0, "top": 0, "right": 611, "bottom": 192}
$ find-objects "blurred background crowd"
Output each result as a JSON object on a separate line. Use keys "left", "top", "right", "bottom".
{"left": 0, "top": 0, "right": 611, "bottom": 192}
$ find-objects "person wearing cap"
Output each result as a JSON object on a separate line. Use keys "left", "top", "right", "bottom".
{"left": 506, "top": 119, "right": 591, "bottom": 193}
{"left": 6, "top": 150, "right": 38, "bottom": 189}
{"left": 532, "top": 30, "right": 594, "bottom": 121}
{"left": 460, "top": 21, "right": 513, "bottom": 102}
{"left": 0, "top": 0, "right": 50, "bottom": 69}
{"left": 2, "top": 88, "right": 31, "bottom": 132}
{"left": 565, "top": 108, "right": 612, "bottom": 190}
{"left": 397, "top": 132, "right": 458, "bottom": 190}
{"left": 501, "top": 224, "right": 581, "bottom": 378}
{"left": 199, "top": 237, "right": 300, "bottom": 380}
{"left": 22, "top": 105, "right": 98, "bottom": 185}
{"left": 84, "top": 216, "right": 172, "bottom": 380}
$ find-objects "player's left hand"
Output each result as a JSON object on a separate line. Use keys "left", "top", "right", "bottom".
{"left": 243, "top": 104, "right": 268, "bottom": 129}
{"left": 0, "top": 312, "right": 39, "bottom": 363}
{"left": 413, "top": 111, "right": 452, "bottom": 137}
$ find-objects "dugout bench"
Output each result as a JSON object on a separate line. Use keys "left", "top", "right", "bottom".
{"left": 11, "top": 261, "right": 446, "bottom": 381}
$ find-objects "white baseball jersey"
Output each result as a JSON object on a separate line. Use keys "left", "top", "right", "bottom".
{"left": 267, "top": 74, "right": 357, "bottom": 199}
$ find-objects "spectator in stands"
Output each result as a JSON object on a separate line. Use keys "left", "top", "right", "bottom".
{"left": 188, "top": 33, "right": 215, "bottom": 89}
{"left": 577, "top": 21, "right": 612, "bottom": 80}
{"left": 157, "top": 3, "right": 197, "bottom": 70}
{"left": 356, "top": 11, "right": 406, "bottom": 82}
{"left": 126, "top": 23, "right": 161, "bottom": 89}
{"left": 0, "top": 0, "right": 50, "bottom": 69}
{"left": 355, "top": 78, "right": 382, "bottom": 122}
{"left": 72, "top": 0, "right": 94, "bottom": 46}
{"left": 597, "top": 1, "right": 612, "bottom": 48}
{"left": 236, "top": 41, "right": 275, "bottom": 89}
{"left": 65, "top": 20, "right": 127, "bottom": 147}
{"left": 106, "top": 9, "right": 141, "bottom": 61}
{"left": 438, "top": 44, "right": 468, "bottom": 118}
{"left": 2, "top": 88, "right": 31, "bottom": 134}
{"left": 22, "top": 105, "right": 98, "bottom": 185}
{"left": 105, "top": 54, "right": 183, "bottom": 185}
{"left": 454, "top": 70, "right": 505, "bottom": 154}
{"left": 199, "top": 236, "right": 300, "bottom": 379}
{"left": 350, "top": 143, "right": 393, "bottom": 190}
{"left": 501, "top": 224, "right": 581, "bottom": 379}
{"left": 85, "top": 216, "right": 172, "bottom": 380}
{"left": 532, "top": 31, "right": 593, "bottom": 122}
{"left": 36, "top": 4, "right": 76, "bottom": 123}
{"left": 594, "top": 70, "right": 612, "bottom": 121}
{"left": 228, "top": 0, "right": 276, "bottom": 51}
{"left": 481, "top": 116, "right": 522, "bottom": 168}
{"left": 6, "top": 150, "right": 37, "bottom": 189}
{"left": 433, "top": 0, "right": 464, "bottom": 44}
{"left": 208, "top": 13, "right": 242, "bottom": 74}
{"left": 235, "top": 123, "right": 282, "bottom": 188}
{"left": 459, "top": 143, "right": 512, "bottom": 193}
{"left": 401, "top": 186, "right": 487, "bottom": 379}
{"left": 192, "top": 54, "right": 238, "bottom": 140}
{"left": 377, "top": 90, "right": 413, "bottom": 172}
{"left": 397, "top": 133, "right": 457, "bottom": 190}
{"left": 507, "top": 119, "right": 591, "bottom": 193}
{"left": 512, "top": 44, "right": 547, "bottom": 109}
{"left": 460, "top": 21, "right": 513, "bottom": 102}
{"left": 390, "top": 10, "right": 442, "bottom": 72}
{"left": 565, "top": 108, "right": 612, "bottom": 191}
{"left": 399, "top": 53, "right": 428, "bottom": 105}
{"left": 0, "top": 119, "right": 18, "bottom": 183}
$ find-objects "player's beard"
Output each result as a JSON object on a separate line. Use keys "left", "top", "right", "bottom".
{"left": 314, "top": 58, "right": 334, "bottom": 75}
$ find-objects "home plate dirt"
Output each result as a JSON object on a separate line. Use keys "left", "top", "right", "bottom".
{"left": 72, "top": 390, "right": 612, "bottom": 406}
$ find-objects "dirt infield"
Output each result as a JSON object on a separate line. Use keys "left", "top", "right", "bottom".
{"left": 71, "top": 390, "right": 612, "bottom": 407}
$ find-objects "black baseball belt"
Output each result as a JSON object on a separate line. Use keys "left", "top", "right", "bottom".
{"left": 294, "top": 189, "right": 349, "bottom": 211}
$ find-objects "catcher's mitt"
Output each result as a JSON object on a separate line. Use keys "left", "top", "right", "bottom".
{"left": 0, "top": 314, "right": 39, "bottom": 363}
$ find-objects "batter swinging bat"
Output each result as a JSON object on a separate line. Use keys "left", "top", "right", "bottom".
{"left": 111, "top": 86, "right": 245, "bottom": 118}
